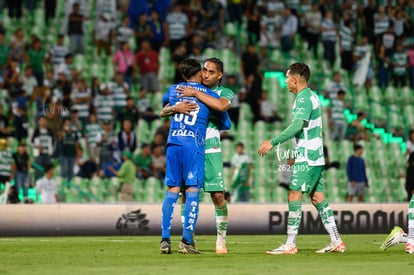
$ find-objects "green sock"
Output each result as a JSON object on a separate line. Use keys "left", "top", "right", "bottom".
{"left": 408, "top": 194, "right": 414, "bottom": 239}
{"left": 315, "top": 200, "right": 341, "bottom": 242}
{"left": 215, "top": 204, "right": 228, "bottom": 244}
{"left": 286, "top": 200, "right": 302, "bottom": 245}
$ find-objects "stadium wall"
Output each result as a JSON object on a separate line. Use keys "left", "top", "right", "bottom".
{"left": 0, "top": 203, "right": 407, "bottom": 236}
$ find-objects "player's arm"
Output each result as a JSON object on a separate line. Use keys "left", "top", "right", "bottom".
{"left": 258, "top": 119, "right": 305, "bottom": 157}
{"left": 160, "top": 101, "right": 198, "bottom": 117}
{"left": 258, "top": 95, "right": 311, "bottom": 156}
{"left": 177, "top": 86, "right": 231, "bottom": 112}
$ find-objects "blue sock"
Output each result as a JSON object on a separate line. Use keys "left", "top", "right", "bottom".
{"left": 182, "top": 191, "right": 199, "bottom": 244}
{"left": 161, "top": 191, "right": 179, "bottom": 240}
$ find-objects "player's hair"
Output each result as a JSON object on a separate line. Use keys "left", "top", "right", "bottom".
{"left": 179, "top": 59, "right": 201, "bottom": 80}
{"left": 205, "top": 57, "right": 224, "bottom": 86}
{"left": 353, "top": 144, "right": 363, "bottom": 152}
{"left": 287, "top": 63, "right": 311, "bottom": 82}
{"left": 45, "top": 163, "right": 54, "bottom": 172}
{"left": 337, "top": 90, "right": 346, "bottom": 96}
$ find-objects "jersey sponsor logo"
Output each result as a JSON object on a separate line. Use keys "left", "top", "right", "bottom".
{"left": 172, "top": 129, "right": 196, "bottom": 137}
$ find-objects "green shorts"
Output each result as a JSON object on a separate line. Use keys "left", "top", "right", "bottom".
{"left": 289, "top": 163, "right": 325, "bottom": 193}
{"left": 203, "top": 152, "right": 224, "bottom": 192}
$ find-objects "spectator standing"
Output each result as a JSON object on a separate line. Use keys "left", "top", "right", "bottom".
{"left": 376, "top": 44, "right": 391, "bottom": 90}
{"left": 12, "top": 142, "right": 30, "bottom": 200}
{"left": 280, "top": 8, "right": 298, "bottom": 56}
{"left": 94, "top": 84, "right": 114, "bottom": 124}
{"left": 109, "top": 72, "right": 129, "bottom": 119}
{"left": 391, "top": 43, "right": 408, "bottom": 88}
{"left": 0, "top": 138, "right": 15, "bottom": 189}
{"left": 346, "top": 144, "right": 368, "bottom": 202}
{"left": 353, "top": 35, "right": 373, "bottom": 92}
{"left": 98, "top": 121, "right": 117, "bottom": 175}
{"left": 31, "top": 116, "right": 55, "bottom": 157}
{"left": 25, "top": 38, "right": 46, "bottom": 87}
{"left": 240, "top": 44, "right": 260, "bottom": 80}
{"left": 71, "top": 78, "right": 92, "bottom": 126}
{"left": 328, "top": 90, "right": 346, "bottom": 142}
{"left": 148, "top": 10, "right": 165, "bottom": 53}
{"left": 94, "top": 12, "right": 115, "bottom": 58}
{"left": 362, "top": 0, "right": 378, "bottom": 43}
{"left": 135, "top": 12, "right": 152, "bottom": 53}
{"left": 244, "top": 0, "right": 261, "bottom": 44}
{"left": 117, "top": 119, "right": 137, "bottom": 154}
{"left": 35, "top": 164, "right": 59, "bottom": 203}
{"left": 259, "top": 9, "right": 282, "bottom": 60}
{"left": 48, "top": 35, "right": 69, "bottom": 74}
{"left": 112, "top": 42, "right": 135, "bottom": 88}
{"left": 339, "top": 18, "right": 354, "bottom": 77}
{"left": 0, "top": 106, "right": 12, "bottom": 138}
{"left": 109, "top": 150, "right": 136, "bottom": 201}
{"left": 325, "top": 72, "right": 347, "bottom": 99}
{"left": 304, "top": 3, "right": 322, "bottom": 59}
{"left": 321, "top": 10, "right": 337, "bottom": 69}
{"left": 136, "top": 41, "right": 159, "bottom": 93}
{"left": 231, "top": 142, "right": 252, "bottom": 202}
{"left": 84, "top": 113, "right": 102, "bottom": 158}
{"left": 165, "top": 4, "right": 189, "bottom": 53}
{"left": 57, "top": 118, "right": 79, "bottom": 183}
{"left": 67, "top": 3, "right": 88, "bottom": 55}
{"left": 115, "top": 17, "right": 134, "bottom": 49}
{"left": 20, "top": 66, "right": 38, "bottom": 98}
{"left": 374, "top": 6, "right": 390, "bottom": 54}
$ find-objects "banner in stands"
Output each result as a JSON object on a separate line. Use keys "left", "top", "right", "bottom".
{"left": 0, "top": 203, "right": 407, "bottom": 236}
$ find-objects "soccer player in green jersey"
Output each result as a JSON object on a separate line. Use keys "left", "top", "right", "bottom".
{"left": 258, "top": 62, "right": 346, "bottom": 254}
{"left": 162, "top": 58, "right": 233, "bottom": 254}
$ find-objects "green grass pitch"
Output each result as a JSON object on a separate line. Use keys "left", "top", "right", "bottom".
{"left": 1, "top": 235, "right": 413, "bottom": 275}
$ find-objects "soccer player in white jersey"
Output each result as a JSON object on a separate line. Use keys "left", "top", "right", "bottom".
{"left": 258, "top": 62, "right": 346, "bottom": 254}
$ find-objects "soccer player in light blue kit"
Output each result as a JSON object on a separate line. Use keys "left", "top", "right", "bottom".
{"left": 160, "top": 59, "right": 221, "bottom": 254}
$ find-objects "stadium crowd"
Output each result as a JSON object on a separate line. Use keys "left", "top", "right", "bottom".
{"left": 0, "top": 0, "right": 413, "bottom": 203}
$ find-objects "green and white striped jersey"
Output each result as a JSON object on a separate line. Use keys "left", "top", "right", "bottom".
{"left": 292, "top": 88, "right": 325, "bottom": 166}
{"left": 392, "top": 52, "right": 407, "bottom": 75}
{"left": 0, "top": 150, "right": 14, "bottom": 177}
{"left": 94, "top": 93, "right": 114, "bottom": 122}
{"left": 85, "top": 123, "right": 102, "bottom": 147}
{"left": 205, "top": 86, "right": 234, "bottom": 153}
{"left": 330, "top": 98, "right": 345, "bottom": 125}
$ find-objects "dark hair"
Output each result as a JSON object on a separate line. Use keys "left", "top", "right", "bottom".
{"left": 205, "top": 57, "right": 224, "bottom": 85}
{"left": 287, "top": 63, "right": 311, "bottom": 82}
{"left": 236, "top": 142, "right": 244, "bottom": 148}
{"left": 45, "top": 163, "right": 54, "bottom": 172}
{"left": 179, "top": 59, "right": 201, "bottom": 80}
{"left": 337, "top": 90, "right": 346, "bottom": 96}
{"left": 354, "top": 144, "right": 363, "bottom": 151}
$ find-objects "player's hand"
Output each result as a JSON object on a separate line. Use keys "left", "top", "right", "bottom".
{"left": 177, "top": 86, "right": 198, "bottom": 98}
{"left": 174, "top": 100, "right": 198, "bottom": 116}
{"left": 258, "top": 140, "right": 273, "bottom": 157}
{"left": 351, "top": 181, "right": 356, "bottom": 188}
